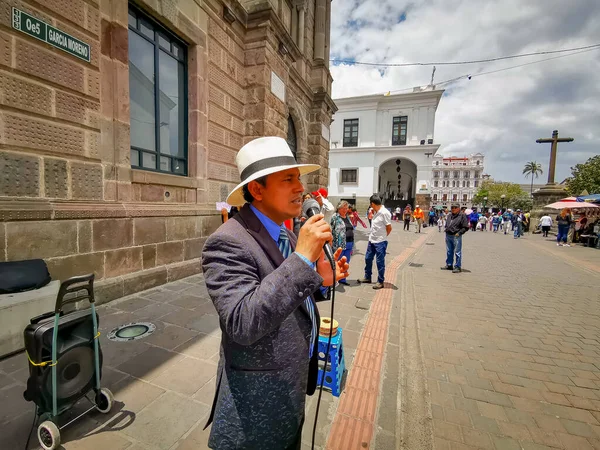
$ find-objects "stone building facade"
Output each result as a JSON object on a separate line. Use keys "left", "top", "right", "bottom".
{"left": 0, "top": 0, "right": 335, "bottom": 303}
{"left": 430, "top": 153, "right": 485, "bottom": 209}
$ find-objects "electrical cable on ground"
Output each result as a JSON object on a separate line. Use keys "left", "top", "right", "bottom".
{"left": 311, "top": 259, "right": 336, "bottom": 450}
{"left": 330, "top": 43, "right": 600, "bottom": 67}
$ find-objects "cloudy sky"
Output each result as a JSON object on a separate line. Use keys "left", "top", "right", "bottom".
{"left": 329, "top": 0, "right": 600, "bottom": 184}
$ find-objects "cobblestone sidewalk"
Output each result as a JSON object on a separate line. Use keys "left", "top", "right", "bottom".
{"left": 394, "top": 230, "right": 600, "bottom": 450}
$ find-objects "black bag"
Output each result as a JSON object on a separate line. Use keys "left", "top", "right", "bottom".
{"left": 0, "top": 259, "right": 51, "bottom": 294}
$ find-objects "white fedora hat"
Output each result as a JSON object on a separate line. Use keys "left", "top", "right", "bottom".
{"left": 226, "top": 136, "right": 321, "bottom": 206}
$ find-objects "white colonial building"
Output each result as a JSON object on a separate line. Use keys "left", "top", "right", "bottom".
{"left": 430, "top": 154, "right": 485, "bottom": 209}
{"left": 327, "top": 88, "right": 444, "bottom": 212}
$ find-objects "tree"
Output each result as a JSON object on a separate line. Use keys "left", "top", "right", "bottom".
{"left": 565, "top": 155, "right": 600, "bottom": 196}
{"left": 522, "top": 161, "right": 543, "bottom": 198}
{"left": 472, "top": 181, "right": 530, "bottom": 209}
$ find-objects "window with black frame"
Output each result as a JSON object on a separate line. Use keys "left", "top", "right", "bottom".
{"left": 128, "top": 6, "right": 187, "bottom": 175}
{"left": 343, "top": 119, "right": 359, "bottom": 147}
{"left": 392, "top": 116, "right": 407, "bottom": 145}
{"left": 340, "top": 169, "right": 357, "bottom": 184}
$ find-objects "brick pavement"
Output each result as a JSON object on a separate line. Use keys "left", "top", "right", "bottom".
{"left": 395, "top": 230, "right": 600, "bottom": 450}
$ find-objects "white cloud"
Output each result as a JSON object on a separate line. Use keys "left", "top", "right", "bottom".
{"left": 330, "top": 0, "right": 600, "bottom": 183}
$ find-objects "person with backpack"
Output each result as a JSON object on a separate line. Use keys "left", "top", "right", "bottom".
{"left": 492, "top": 213, "right": 502, "bottom": 233}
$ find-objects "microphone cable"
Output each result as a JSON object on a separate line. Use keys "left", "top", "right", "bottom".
{"left": 311, "top": 254, "right": 337, "bottom": 450}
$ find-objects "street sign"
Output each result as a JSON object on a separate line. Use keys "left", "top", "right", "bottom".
{"left": 11, "top": 7, "right": 91, "bottom": 63}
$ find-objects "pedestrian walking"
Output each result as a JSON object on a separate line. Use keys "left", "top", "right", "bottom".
{"left": 395, "top": 206, "right": 401, "bottom": 222}
{"left": 540, "top": 213, "right": 553, "bottom": 237}
{"left": 403, "top": 206, "right": 412, "bottom": 231}
{"left": 367, "top": 207, "right": 374, "bottom": 228}
{"left": 358, "top": 195, "right": 392, "bottom": 290}
{"left": 428, "top": 207, "right": 436, "bottom": 227}
{"left": 502, "top": 210, "right": 512, "bottom": 235}
{"left": 469, "top": 209, "right": 479, "bottom": 231}
{"left": 556, "top": 208, "right": 572, "bottom": 246}
{"left": 331, "top": 201, "right": 353, "bottom": 285}
{"left": 437, "top": 215, "right": 443, "bottom": 232}
{"left": 348, "top": 206, "right": 367, "bottom": 229}
{"left": 413, "top": 205, "right": 425, "bottom": 233}
{"left": 478, "top": 214, "right": 487, "bottom": 232}
{"left": 513, "top": 209, "right": 524, "bottom": 238}
{"left": 441, "top": 203, "right": 469, "bottom": 273}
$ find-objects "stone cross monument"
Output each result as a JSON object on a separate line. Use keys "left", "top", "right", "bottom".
{"left": 532, "top": 129, "right": 574, "bottom": 210}
{"left": 535, "top": 129, "right": 574, "bottom": 185}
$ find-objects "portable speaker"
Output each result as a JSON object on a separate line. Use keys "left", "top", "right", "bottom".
{"left": 23, "top": 309, "right": 102, "bottom": 413}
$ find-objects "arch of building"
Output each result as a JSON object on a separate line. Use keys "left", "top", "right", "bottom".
{"left": 376, "top": 156, "right": 418, "bottom": 210}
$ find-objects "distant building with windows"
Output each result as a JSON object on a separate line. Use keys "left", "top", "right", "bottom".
{"left": 430, "top": 154, "right": 485, "bottom": 209}
{"left": 327, "top": 88, "right": 444, "bottom": 212}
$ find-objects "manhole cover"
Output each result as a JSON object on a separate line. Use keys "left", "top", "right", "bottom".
{"left": 107, "top": 322, "right": 156, "bottom": 342}
{"left": 409, "top": 263, "right": 424, "bottom": 268}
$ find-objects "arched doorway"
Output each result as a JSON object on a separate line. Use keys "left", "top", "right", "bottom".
{"left": 286, "top": 115, "right": 297, "bottom": 159}
{"left": 377, "top": 157, "right": 417, "bottom": 209}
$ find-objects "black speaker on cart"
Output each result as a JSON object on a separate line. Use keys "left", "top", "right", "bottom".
{"left": 23, "top": 309, "right": 103, "bottom": 413}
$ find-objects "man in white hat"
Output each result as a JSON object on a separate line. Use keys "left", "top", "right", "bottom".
{"left": 201, "top": 137, "right": 349, "bottom": 449}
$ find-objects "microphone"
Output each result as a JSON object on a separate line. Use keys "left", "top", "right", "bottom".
{"left": 302, "top": 198, "right": 335, "bottom": 268}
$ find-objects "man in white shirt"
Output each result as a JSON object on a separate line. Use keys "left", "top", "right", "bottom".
{"left": 395, "top": 206, "right": 401, "bottom": 221}
{"left": 358, "top": 194, "right": 392, "bottom": 290}
{"left": 539, "top": 214, "right": 553, "bottom": 237}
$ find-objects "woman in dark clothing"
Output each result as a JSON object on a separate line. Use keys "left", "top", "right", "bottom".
{"left": 556, "top": 208, "right": 572, "bottom": 246}
{"left": 403, "top": 206, "right": 412, "bottom": 231}
{"left": 331, "top": 201, "right": 353, "bottom": 285}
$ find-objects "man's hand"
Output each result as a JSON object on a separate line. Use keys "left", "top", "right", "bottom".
{"left": 317, "top": 248, "right": 350, "bottom": 286}
{"left": 295, "top": 214, "right": 332, "bottom": 262}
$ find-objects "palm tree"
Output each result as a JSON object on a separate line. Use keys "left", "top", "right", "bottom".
{"left": 523, "top": 161, "right": 543, "bottom": 198}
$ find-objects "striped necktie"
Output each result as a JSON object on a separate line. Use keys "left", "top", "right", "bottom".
{"left": 278, "top": 225, "right": 317, "bottom": 358}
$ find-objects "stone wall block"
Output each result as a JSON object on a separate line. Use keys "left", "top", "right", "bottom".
{"left": 207, "top": 142, "right": 237, "bottom": 166}
{"left": 122, "top": 266, "right": 168, "bottom": 296}
{"left": 78, "top": 220, "right": 92, "bottom": 253}
{"left": 71, "top": 162, "right": 103, "bottom": 199}
{"left": 85, "top": 2, "right": 101, "bottom": 36}
{"left": 92, "top": 218, "right": 133, "bottom": 251}
{"left": 0, "top": 72, "right": 52, "bottom": 116}
{"left": 156, "top": 241, "right": 184, "bottom": 265}
{"left": 94, "top": 277, "right": 124, "bottom": 306}
{"left": 0, "top": 223, "right": 6, "bottom": 261}
{"left": 140, "top": 184, "right": 166, "bottom": 202}
{"left": 0, "top": 30, "right": 11, "bottom": 67}
{"left": 100, "top": 57, "right": 114, "bottom": 117}
{"left": 184, "top": 237, "right": 206, "bottom": 260}
{"left": 1, "top": 113, "right": 85, "bottom": 156}
{"left": 15, "top": 38, "right": 85, "bottom": 94}
{"left": 105, "top": 247, "right": 143, "bottom": 278}
{"left": 104, "top": 180, "right": 117, "bottom": 201}
{"left": 134, "top": 217, "right": 167, "bottom": 245}
{"left": 0, "top": 151, "right": 40, "bottom": 197}
{"left": 167, "top": 259, "right": 202, "bottom": 282}
{"left": 198, "top": 215, "right": 221, "bottom": 237}
{"left": 166, "top": 216, "right": 197, "bottom": 241}
{"left": 55, "top": 91, "right": 100, "bottom": 129}
{"left": 7, "top": 221, "right": 77, "bottom": 260}
{"left": 114, "top": 61, "right": 130, "bottom": 122}
{"left": 117, "top": 182, "right": 134, "bottom": 202}
{"left": 46, "top": 252, "right": 105, "bottom": 282}
{"left": 142, "top": 244, "right": 156, "bottom": 269}
{"left": 185, "top": 188, "right": 197, "bottom": 203}
{"left": 43, "top": 158, "right": 68, "bottom": 199}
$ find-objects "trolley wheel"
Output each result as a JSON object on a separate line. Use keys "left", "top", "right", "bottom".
{"left": 38, "top": 420, "right": 60, "bottom": 450}
{"left": 95, "top": 388, "right": 114, "bottom": 413}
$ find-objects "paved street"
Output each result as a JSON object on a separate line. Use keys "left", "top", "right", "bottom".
{"left": 1, "top": 222, "right": 599, "bottom": 449}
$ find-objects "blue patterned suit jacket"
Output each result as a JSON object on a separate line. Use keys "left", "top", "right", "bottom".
{"left": 201, "top": 204, "right": 323, "bottom": 449}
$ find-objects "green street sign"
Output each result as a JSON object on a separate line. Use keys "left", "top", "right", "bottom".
{"left": 11, "top": 7, "right": 91, "bottom": 63}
